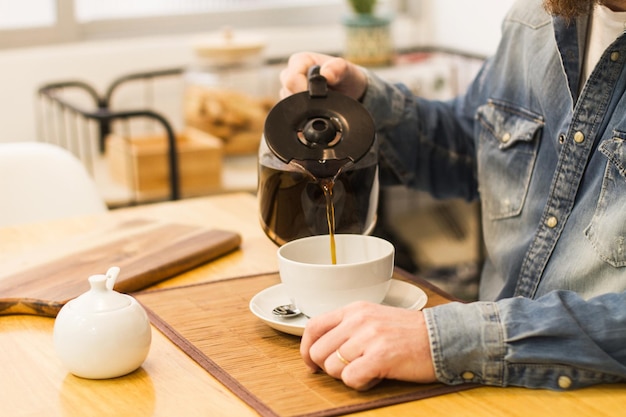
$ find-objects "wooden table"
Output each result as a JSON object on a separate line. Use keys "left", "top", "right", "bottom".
{"left": 1, "top": 192, "right": 624, "bottom": 416}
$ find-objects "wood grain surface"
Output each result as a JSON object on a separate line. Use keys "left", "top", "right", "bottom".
{"left": 0, "top": 219, "right": 241, "bottom": 317}
{"left": 136, "top": 270, "right": 476, "bottom": 417}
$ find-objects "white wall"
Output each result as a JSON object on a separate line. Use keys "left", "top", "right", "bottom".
{"left": 424, "top": 0, "right": 515, "bottom": 56}
{"left": 0, "top": 0, "right": 515, "bottom": 145}
{"left": 0, "top": 26, "right": 345, "bottom": 145}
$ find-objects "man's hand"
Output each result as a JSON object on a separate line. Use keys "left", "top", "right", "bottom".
{"left": 300, "top": 301, "right": 437, "bottom": 391}
{"left": 279, "top": 52, "right": 368, "bottom": 100}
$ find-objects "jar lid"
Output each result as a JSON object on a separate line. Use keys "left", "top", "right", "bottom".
{"left": 192, "top": 27, "right": 265, "bottom": 65}
{"left": 67, "top": 274, "right": 131, "bottom": 313}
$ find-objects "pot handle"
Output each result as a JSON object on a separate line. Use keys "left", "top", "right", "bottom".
{"left": 308, "top": 65, "right": 328, "bottom": 98}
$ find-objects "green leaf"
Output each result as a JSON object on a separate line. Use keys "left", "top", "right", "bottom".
{"left": 347, "top": 0, "right": 377, "bottom": 15}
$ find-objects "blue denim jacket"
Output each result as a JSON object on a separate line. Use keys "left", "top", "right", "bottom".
{"left": 362, "top": 0, "right": 626, "bottom": 389}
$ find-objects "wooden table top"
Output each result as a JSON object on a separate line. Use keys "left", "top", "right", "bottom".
{"left": 1, "top": 192, "right": 624, "bottom": 416}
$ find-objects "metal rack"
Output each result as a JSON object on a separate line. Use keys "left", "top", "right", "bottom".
{"left": 37, "top": 67, "right": 185, "bottom": 202}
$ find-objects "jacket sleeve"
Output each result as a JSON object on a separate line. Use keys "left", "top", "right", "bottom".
{"left": 360, "top": 67, "right": 481, "bottom": 201}
{"left": 423, "top": 290, "right": 626, "bottom": 389}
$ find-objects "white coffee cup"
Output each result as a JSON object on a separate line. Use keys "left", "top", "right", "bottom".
{"left": 277, "top": 234, "right": 395, "bottom": 318}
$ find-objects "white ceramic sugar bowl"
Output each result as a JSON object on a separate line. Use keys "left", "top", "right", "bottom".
{"left": 53, "top": 267, "right": 152, "bottom": 379}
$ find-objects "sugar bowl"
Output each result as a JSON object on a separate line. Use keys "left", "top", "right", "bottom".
{"left": 53, "top": 267, "right": 152, "bottom": 379}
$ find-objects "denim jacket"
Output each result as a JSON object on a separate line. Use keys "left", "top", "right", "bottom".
{"left": 362, "top": 0, "right": 626, "bottom": 389}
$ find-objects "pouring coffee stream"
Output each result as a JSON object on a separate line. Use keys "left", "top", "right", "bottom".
{"left": 321, "top": 179, "right": 337, "bottom": 264}
{"left": 259, "top": 65, "right": 379, "bottom": 260}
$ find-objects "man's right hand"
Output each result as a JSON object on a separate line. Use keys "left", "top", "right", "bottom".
{"left": 279, "top": 52, "right": 368, "bottom": 100}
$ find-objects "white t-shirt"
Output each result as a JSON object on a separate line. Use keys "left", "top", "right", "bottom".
{"left": 583, "top": 4, "right": 626, "bottom": 83}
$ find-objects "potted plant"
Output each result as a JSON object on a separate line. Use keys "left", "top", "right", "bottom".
{"left": 348, "top": 0, "right": 377, "bottom": 15}
{"left": 343, "top": 0, "right": 393, "bottom": 66}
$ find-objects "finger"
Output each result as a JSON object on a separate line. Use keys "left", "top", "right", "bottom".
{"left": 322, "top": 347, "right": 355, "bottom": 379}
{"left": 279, "top": 52, "right": 367, "bottom": 100}
{"left": 279, "top": 66, "right": 307, "bottom": 96}
{"left": 319, "top": 58, "right": 368, "bottom": 99}
{"left": 300, "top": 309, "right": 345, "bottom": 372}
{"left": 309, "top": 58, "right": 368, "bottom": 100}
{"left": 280, "top": 52, "right": 326, "bottom": 95}
{"left": 341, "top": 355, "right": 385, "bottom": 391}
{"left": 279, "top": 86, "right": 292, "bottom": 100}
{"left": 322, "top": 335, "right": 365, "bottom": 382}
{"left": 334, "top": 327, "right": 386, "bottom": 390}
{"left": 303, "top": 302, "right": 376, "bottom": 374}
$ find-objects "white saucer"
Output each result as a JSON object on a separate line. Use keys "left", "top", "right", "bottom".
{"left": 249, "top": 279, "right": 428, "bottom": 337}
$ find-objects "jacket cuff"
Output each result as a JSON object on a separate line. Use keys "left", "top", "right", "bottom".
{"left": 423, "top": 301, "right": 506, "bottom": 386}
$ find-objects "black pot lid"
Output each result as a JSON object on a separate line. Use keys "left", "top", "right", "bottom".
{"left": 264, "top": 66, "right": 375, "bottom": 178}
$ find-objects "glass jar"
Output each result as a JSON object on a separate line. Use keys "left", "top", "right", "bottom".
{"left": 183, "top": 28, "right": 277, "bottom": 155}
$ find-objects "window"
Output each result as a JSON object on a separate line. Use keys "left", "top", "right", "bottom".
{"left": 0, "top": 0, "right": 55, "bottom": 29}
{"left": 75, "top": 1, "right": 333, "bottom": 21}
{"left": 0, "top": 0, "right": 353, "bottom": 49}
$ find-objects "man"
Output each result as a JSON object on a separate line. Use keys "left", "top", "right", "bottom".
{"left": 279, "top": 0, "right": 626, "bottom": 391}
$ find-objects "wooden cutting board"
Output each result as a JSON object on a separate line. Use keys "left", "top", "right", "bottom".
{"left": 0, "top": 219, "right": 241, "bottom": 317}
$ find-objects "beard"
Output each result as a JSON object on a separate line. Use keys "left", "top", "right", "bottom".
{"left": 542, "top": 0, "right": 598, "bottom": 19}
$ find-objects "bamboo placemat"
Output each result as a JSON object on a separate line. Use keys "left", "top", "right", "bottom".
{"left": 135, "top": 269, "right": 477, "bottom": 417}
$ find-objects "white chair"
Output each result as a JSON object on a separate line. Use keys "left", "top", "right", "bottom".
{"left": 0, "top": 142, "right": 107, "bottom": 227}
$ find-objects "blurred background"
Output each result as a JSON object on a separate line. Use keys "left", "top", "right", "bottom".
{"left": 0, "top": 0, "right": 516, "bottom": 299}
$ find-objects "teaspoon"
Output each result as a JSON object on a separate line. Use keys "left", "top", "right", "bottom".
{"left": 272, "top": 304, "right": 303, "bottom": 318}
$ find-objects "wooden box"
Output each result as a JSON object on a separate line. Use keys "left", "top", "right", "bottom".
{"left": 183, "top": 85, "right": 274, "bottom": 155}
{"left": 107, "top": 127, "right": 222, "bottom": 197}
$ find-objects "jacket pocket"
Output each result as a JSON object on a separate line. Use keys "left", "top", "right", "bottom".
{"left": 585, "top": 134, "right": 626, "bottom": 267}
{"left": 476, "top": 100, "right": 543, "bottom": 220}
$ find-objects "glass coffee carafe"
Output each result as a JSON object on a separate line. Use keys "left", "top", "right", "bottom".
{"left": 258, "top": 66, "right": 379, "bottom": 246}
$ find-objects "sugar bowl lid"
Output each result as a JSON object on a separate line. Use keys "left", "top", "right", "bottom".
{"left": 66, "top": 266, "right": 131, "bottom": 313}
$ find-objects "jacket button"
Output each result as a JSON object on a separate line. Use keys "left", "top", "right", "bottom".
{"left": 546, "top": 216, "right": 558, "bottom": 228}
{"left": 574, "top": 131, "right": 585, "bottom": 143}
{"left": 501, "top": 132, "right": 511, "bottom": 143}
{"left": 461, "top": 371, "right": 475, "bottom": 380}
{"left": 611, "top": 51, "right": 620, "bottom": 62}
{"left": 558, "top": 375, "right": 573, "bottom": 389}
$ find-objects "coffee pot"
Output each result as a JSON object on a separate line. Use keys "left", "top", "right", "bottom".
{"left": 258, "top": 65, "right": 379, "bottom": 245}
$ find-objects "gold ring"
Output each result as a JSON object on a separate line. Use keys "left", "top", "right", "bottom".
{"left": 335, "top": 349, "right": 351, "bottom": 366}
